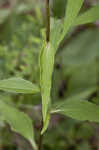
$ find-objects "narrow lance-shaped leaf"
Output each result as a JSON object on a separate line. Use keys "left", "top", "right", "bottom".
{"left": 73, "top": 5, "right": 99, "bottom": 26}
{"left": 50, "top": 19, "right": 63, "bottom": 51}
{"left": 0, "top": 77, "right": 40, "bottom": 94}
{"left": 0, "top": 100, "right": 37, "bottom": 150}
{"left": 59, "top": 0, "right": 83, "bottom": 44}
{"left": 50, "top": 0, "right": 83, "bottom": 52}
{"left": 51, "top": 87, "right": 96, "bottom": 112}
{"left": 40, "top": 41, "right": 54, "bottom": 134}
{"left": 51, "top": 99, "right": 99, "bottom": 123}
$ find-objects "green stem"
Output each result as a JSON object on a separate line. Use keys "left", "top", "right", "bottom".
{"left": 38, "top": 1, "right": 50, "bottom": 150}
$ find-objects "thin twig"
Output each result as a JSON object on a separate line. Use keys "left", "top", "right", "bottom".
{"left": 38, "top": 133, "right": 43, "bottom": 150}
{"left": 38, "top": 121, "right": 43, "bottom": 150}
{"left": 46, "top": 0, "right": 50, "bottom": 42}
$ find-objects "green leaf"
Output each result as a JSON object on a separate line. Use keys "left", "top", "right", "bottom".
{"left": 50, "top": 18, "right": 63, "bottom": 51}
{"left": 0, "top": 100, "right": 37, "bottom": 150}
{"left": 60, "top": 29, "right": 99, "bottom": 67}
{"left": 52, "top": 87, "right": 96, "bottom": 111}
{"left": 66, "top": 63, "right": 97, "bottom": 97}
{"left": 51, "top": 99, "right": 99, "bottom": 123}
{"left": 41, "top": 113, "right": 50, "bottom": 135}
{"left": 0, "top": 77, "right": 40, "bottom": 94}
{"left": 40, "top": 42, "right": 54, "bottom": 133}
{"left": 68, "top": 87, "right": 96, "bottom": 101}
{"left": 74, "top": 5, "right": 99, "bottom": 26}
{"left": 58, "top": 0, "right": 83, "bottom": 47}
{"left": 51, "top": 0, "right": 83, "bottom": 51}
{"left": 63, "top": 0, "right": 83, "bottom": 37}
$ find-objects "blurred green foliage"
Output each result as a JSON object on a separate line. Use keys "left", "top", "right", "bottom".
{"left": 52, "top": 0, "right": 67, "bottom": 18}
{"left": 0, "top": 0, "right": 99, "bottom": 150}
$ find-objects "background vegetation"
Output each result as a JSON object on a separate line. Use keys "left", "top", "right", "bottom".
{"left": 0, "top": 0, "right": 99, "bottom": 149}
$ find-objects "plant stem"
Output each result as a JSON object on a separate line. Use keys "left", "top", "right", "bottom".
{"left": 46, "top": 0, "right": 50, "bottom": 43}
{"left": 38, "top": 1, "right": 50, "bottom": 150}
{"left": 38, "top": 133, "right": 43, "bottom": 150}
{"left": 38, "top": 121, "right": 43, "bottom": 150}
